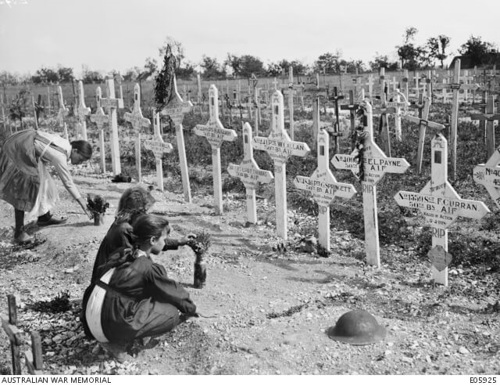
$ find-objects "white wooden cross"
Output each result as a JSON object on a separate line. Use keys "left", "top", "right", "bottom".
{"left": 332, "top": 100, "right": 410, "bottom": 267}
{"left": 89, "top": 87, "right": 108, "bottom": 173}
{"left": 56, "top": 86, "right": 69, "bottom": 130}
{"left": 434, "top": 59, "right": 481, "bottom": 179}
{"left": 143, "top": 113, "right": 173, "bottom": 191}
{"left": 403, "top": 94, "right": 445, "bottom": 174}
{"left": 160, "top": 75, "right": 194, "bottom": 203}
{"left": 294, "top": 129, "right": 356, "bottom": 250}
{"left": 281, "top": 67, "right": 296, "bottom": 140}
{"left": 76, "top": 80, "right": 91, "bottom": 140}
{"left": 470, "top": 95, "right": 500, "bottom": 159}
{"left": 194, "top": 85, "right": 237, "bottom": 214}
{"left": 474, "top": 145, "right": 500, "bottom": 209}
{"left": 365, "top": 75, "right": 374, "bottom": 101}
{"left": 401, "top": 69, "right": 409, "bottom": 101}
{"left": 228, "top": 123, "right": 274, "bottom": 223}
{"left": 124, "top": 83, "right": 151, "bottom": 183}
{"left": 385, "top": 89, "right": 409, "bottom": 142}
{"left": 414, "top": 71, "right": 421, "bottom": 100}
{"left": 395, "top": 134, "right": 490, "bottom": 285}
{"left": 253, "top": 90, "right": 310, "bottom": 239}
{"left": 101, "top": 77, "right": 124, "bottom": 176}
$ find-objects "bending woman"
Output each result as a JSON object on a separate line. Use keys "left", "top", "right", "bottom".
{"left": 0, "top": 129, "right": 92, "bottom": 244}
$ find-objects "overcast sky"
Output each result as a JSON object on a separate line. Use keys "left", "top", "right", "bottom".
{"left": 1, "top": 0, "right": 499, "bottom": 77}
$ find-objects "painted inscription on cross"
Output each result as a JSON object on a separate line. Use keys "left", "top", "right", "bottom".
{"left": 253, "top": 90, "right": 310, "bottom": 239}
{"left": 101, "top": 77, "right": 124, "bottom": 176}
{"left": 403, "top": 94, "right": 445, "bottom": 174}
{"left": 294, "top": 129, "right": 356, "bottom": 250}
{"left": 332, "top": 100, "right": 409, "bottom": 267}
{"left": 395, "top": 134, "right": 490, "bottom": 285}
{"left": 143, "top": 113, "right": 173, "bottom": 191}
{"left": 474, "top": 145, "right": 500, "bottom": 209}
{"left": 89, "top": 87, "right": 108, "bottom": 173}
{"left": 161, "top": 76, "right": 194, "bottom": 203}
{"left": 194, "top": 85, "right": 237, "bottom": 214}
{"left": 76, "top": 80, "right": 91, "bottom": 141}
{"left": 228, "top": 123, "right": 274, "bottom": 224}
{"left": 470, "top": 95, "right": 500, "bottom": 159}
{"left": 124, "top": 83, "right": 151, "bottom": 183}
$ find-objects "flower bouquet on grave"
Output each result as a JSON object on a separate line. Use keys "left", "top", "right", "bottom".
{"left": 87, "top": 193, "right": 110, "bottom": 226}
{"left": 187, "top": 231, "right": 211, "bottom": 289}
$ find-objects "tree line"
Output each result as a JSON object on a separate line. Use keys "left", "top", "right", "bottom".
{"left": 1, "top": 30, "right": 498, "bottom": 87}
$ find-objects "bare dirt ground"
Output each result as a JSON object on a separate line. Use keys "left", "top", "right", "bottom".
{"left": 0, "top": 168, "right": 499, "bottom": 375}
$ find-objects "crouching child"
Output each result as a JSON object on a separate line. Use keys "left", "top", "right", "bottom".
{"left": 81, "top": 214, "right": 198, "bottom": 362}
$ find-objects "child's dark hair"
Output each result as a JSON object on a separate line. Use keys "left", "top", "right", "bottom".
{"left": 71, "top": 140, "right": 93, "bottom": 160}
{"left": 132, "top": 214, "right": 171, "bottom": 246}
{"left": 116, "top": 186, "right": 156, "bottom": 224}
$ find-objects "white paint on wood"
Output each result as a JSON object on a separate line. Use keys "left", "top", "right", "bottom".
{"left": 89, "top": 87, "right": 108, "bottom": 173}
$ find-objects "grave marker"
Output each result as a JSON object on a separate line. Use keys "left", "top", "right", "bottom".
{"left": 402, "top": 69, "right": 409, "bottom": 101}
{"left": 395, "top": 134, "right": 490, "bottom": 285}
{"left": 144, "top": 114, "right": 173, "bottom": 191}
{"left": 56, "top": 86, "right": 69, "bottom": 130}
{"left": 470, "top": 95, "right": 500, "bottom": 159}
{"left": 228, "top": 123, "right": 274, "bottom": 223}
{"left": 101, "top": 77, "right": 124, "bottom": 175}
{"left": 328, "top": 86, "right": 344, "bottom": 155}
{"left": 294, "top": 129, "right": 356, "bottom": 250}
{"left": 76, "top": 80, "right": 91, "bottom": 140}
{"left": 373, "top": 68, "right": 394, "bottom": 156}
{"left": 403, "top": 94, "right": 445, "bottom": 173}
{"left": 474, "top": 145, "right": 500, "bottom": 209}
{"left": 253, "top": 90, "right": 310, "bottom": 239}
{"left": 332, "top": 100, "right": 409, "bottom": 266}
{"left": 386, "top": 89, "right": 409, "bottom": 142}
{"left": 282, "top": 67, "right": 297, "bottom": 140}
{"left": 124, "top": 84, "right": 151, "bottom": 183}
{"left": 340, "top": 90, "right": 360, "bottom": 151}
{"left": 161, "top": 76, "right": 194, "bottom": 203}
{"left": 89, "top": 87, "right": 109, "bottom": 173}
{"left": 194, "top": 85, "right": 237, "bottom": 214}
{"left": 434, "top": 59, "right": 481, "bottom": 179}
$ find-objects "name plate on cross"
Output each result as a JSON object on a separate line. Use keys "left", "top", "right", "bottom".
{"left": 474, "top": 146, "right": 500, "bottom": 209}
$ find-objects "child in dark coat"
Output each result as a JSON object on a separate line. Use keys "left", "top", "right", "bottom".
{"left": 82, "top": 214, "right": 198, "bottom": 362}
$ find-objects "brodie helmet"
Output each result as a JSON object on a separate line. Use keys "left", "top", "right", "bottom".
{"left": 327, "top": 309, "right": 387, "bottom": 345}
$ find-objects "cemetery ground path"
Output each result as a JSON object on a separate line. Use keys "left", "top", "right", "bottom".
{"left": 0, "top": 173, "right": 499, "bottom": 375}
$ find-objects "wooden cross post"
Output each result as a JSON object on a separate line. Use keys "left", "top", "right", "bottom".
{"left": 294, "top": 129, "right": 356, "bottom": 250}
{"left": 364, "top": 75, "right": 374, "bottom": 101}
{"left": 395, "top": 134, "right": 490, "bottom": 285}
{"left": 470, "top": 95, "right": 500, "bottom": 159}
{"left": 303, "top": 76, "right": 328, "bottom": 148}
{"left": 76, "top": 80, "right": 91, "bottom": 140}
{"left": 340, "top": 90, "right": 360, "bottom": 151}
{"left": 434, "top": 59, "right": 480, "bottom": 179}
{"left": 56, "top": 86, "right": 69, "bottom": 131}
{"left": 474, "top": 145, "right": 500, "bottom": 209}
{"left": 253, "top": 90, "right": 310, "bottom": 239}
{"left": 373, "top": 68, "right": 395, "bottom": 156}
{"left": 101, "top": 77, "right": 124, "bottom": 176}
{"left": 144, "top": 114, "right": 173, "bottom": 191}
{"left": 228, "top": 123, "right": 274, "bottom": 223}
{"left": 386, "top": 89, "right": 409, "bottom": 142}
{"left": 161, "top": 76, "right": 194, "bottom": 203}
{"left": 194, "top": 85, "right": 237, "bottom": 214}
{"left": 124, "top": 84, "right": 151, "bottom": 183}
{"left": 332, "top": 100, "right": 409, "bottom": 267}
{"left": 328, "top": 86, "right": 344, "bottom": 155}
{"left": 403, "top": 95, "right": 445, "bottom": 174}
{"left": 414, "top": 72, "right": 421, "bottom": 100}
{"left": 89, "top": 87, "right": 109, "bottom": 173}
{"left": 282, "top": 66, "right": 297, "bottom": 140}
{"left": 402, "top": 69, "right": 410, "bottom": 101}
